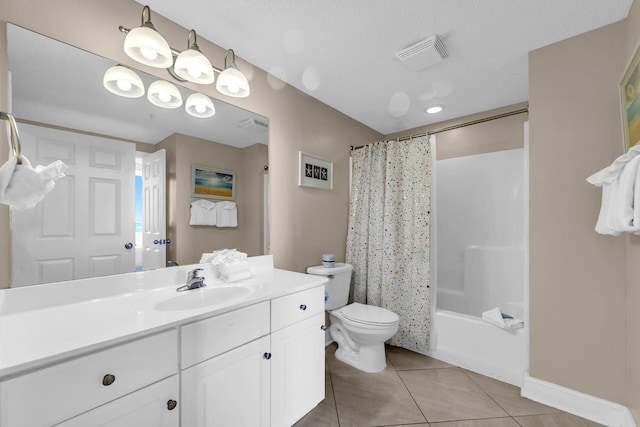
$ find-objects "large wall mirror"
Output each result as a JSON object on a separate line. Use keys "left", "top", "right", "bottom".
{"left": 7, "top": 24, "right": 269, "bottom": 287}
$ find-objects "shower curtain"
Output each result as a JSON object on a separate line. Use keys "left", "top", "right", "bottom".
{"left": 346, "top": 136, "right": 432, "bottom": 352}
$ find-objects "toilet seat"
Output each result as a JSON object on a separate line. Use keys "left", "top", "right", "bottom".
{"left": 340, "top": 303, "right": 399, "bottom": 326}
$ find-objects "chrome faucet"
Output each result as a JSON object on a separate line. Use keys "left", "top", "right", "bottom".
{"left": 177, "top": 268, "right": 206, "bottom": 292}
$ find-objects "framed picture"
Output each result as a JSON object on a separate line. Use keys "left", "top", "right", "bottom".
{"left": 191, "top": 165, "right": 236, "bottom": 200}
{"left": 620, "top": 39, "right": 640, "bottom": 151}
{"left": 298, "top": 151, "right": 333, "bottom": 190}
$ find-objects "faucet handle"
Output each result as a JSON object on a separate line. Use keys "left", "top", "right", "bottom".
{"left": 188, "top": 268, "right": 204, "bottom": 280}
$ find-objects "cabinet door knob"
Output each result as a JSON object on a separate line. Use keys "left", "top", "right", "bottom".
{"left": 263, "top": 352, "right": 272, "bottom": 360}
{"left": 321, "top": 325, "right": 328, "bottom": 331}
{"left": 102, "top": 374, "right": 116, "bottom": 386}
{"left": 299, "top": 304, "right": 307, "bottom": 311}
{"left": 167, "top": 399, "right": 178, "bottom": 411}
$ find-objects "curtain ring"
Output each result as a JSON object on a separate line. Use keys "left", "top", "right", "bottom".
{"left": 0, "top": 112, "right": 23, "bottom": 165}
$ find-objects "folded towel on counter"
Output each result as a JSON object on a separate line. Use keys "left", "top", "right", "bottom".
{"left": 0, "top": 155, "right": 68, "bottom": 211}
{"left": 215, "top": 201, "right": 238, "bottom": 227}
{"left": 200, "top": 248, "right": 251, "bottom": 282}
{"left": 219, "top": 260, "right": 252, "bottom": 283}
{"left": 481, "top": 307, "right": 524, "bottom": 331}
{"left": 190, "top": 199, "right": 217, "bottom": 226}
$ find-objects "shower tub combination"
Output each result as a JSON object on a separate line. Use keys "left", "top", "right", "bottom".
{"left": 429, "top": 140, "right": 528, "bottom": 387}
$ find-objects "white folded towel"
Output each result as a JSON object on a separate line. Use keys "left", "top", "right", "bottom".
{"left": 215, "top": 201, "right": 238, "bottom": 227}
{"left": 219, "top": 260, "right": 251, "bottom": 283}
{"left": 0, "top": 155, "right": 68, "bottom": 211}
{"left": 190, "top": 199, "right": 217, "bottom": 226}
{"left": 482, "top": 307, "right": 524, "bottom": 331}
{"left": 201, "top": 249, "right": 250, "bottom": 280}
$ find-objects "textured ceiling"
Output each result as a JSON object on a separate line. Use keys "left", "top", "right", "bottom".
{"left": 136, "top": 0, "right": 633, "bottom": 135}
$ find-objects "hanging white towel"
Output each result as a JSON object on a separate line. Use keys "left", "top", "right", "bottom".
{"left": 587, "top": 149, "right": 640, "bottom": 235}
{"left": 215, "top": 201, "right": 238, "bottom": 227}
{"left": 190, "top": 199, "right": 217, "bottom": 226}
{"left": 0, "top": 155, "right": 68, "bottom": 211}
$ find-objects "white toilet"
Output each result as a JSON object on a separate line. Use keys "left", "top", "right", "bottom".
{"left": 307, "top": 263, "right": 399, "bottom": 373}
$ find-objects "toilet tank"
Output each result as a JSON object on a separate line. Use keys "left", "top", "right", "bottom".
{"left": 306, "top": 263, "right": 353, "bottom": 310}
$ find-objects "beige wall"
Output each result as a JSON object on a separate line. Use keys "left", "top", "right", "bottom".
{"left": 626, "top": 1, "right": 640, "bottom": 421}
{"left": 0, "top": 0, "right": 381, "bottom": 287}
{"left": 157, "top": 133, "right": 267, "bottom": 265}
{"left": 385, "top": 102, "right": 528, "bottom": 159}
{"left": 0, "top": 21, "right": 9, "bottom": 290}
{"left": 529, "top": 21, "right": 629, "bottom": 404}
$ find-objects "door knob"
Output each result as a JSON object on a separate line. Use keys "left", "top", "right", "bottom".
{"left": 167, "top": 399, "right": 178, "bottom": 411}
{"left": 124, "top": 242, "right": 133, "bottom": 250}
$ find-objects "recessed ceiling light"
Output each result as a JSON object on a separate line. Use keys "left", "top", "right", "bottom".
{"left": 425, "top": 105, "right": 445, "bottom": 114}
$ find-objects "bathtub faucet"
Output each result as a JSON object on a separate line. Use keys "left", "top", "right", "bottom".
{"left": 177, "top": 268, "right": 206, "bottom": 292}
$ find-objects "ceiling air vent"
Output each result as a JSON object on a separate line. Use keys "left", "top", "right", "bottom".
{"left": 395, "top": 35, "right": 448, "bottom": 71}
{"left": 239, "top": 118, "right": 269, "bottom": 132}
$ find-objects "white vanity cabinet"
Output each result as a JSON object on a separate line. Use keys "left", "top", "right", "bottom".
{"left": 0, "top": 330, "right": 178, "bottom": 427}
{"left": 0, "top": 269, "right": 327, "bottom": 427}
{"left": 180, "top": 302, "right": 272, "bottom": 427}
{"left": 271, "top": 286, "right": 326, "bottom": 427}
{"left": 55, "top": 376, "right": 179, "bottom": 427}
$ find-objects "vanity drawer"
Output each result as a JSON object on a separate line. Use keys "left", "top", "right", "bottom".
{"left": 181, "top": 301, "right": 270, "bottom": 368}
{"left": 271, "top": 286, "right": 325, "bottom": 331}
{"left": 0, "top": 329, "right": 177, "bottom": 427}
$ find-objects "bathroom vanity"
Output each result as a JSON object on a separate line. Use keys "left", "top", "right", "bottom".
{"left": 0, "top": 257, "right": 326, "bottom": 427}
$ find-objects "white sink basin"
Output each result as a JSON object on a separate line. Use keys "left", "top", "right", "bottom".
{"left": 153, "top": 285, "right": 254, "bottom": 311}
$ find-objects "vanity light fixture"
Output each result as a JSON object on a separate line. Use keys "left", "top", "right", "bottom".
{"left": 216, "top": 49, "right": 250, "bottom": 98}
{"left": 147, "top": 80, "right": 183, "bottom": 109}
{"left": 186, "top": 92, "right": 216, "bottom": 118}
{"left": 425, "top": 105, "right": 445, "bottom": 114}
{"left": 103, "top": 65, "right": 145, "bottom": 98}
{"left": 174, "top": 30, "right": 215, "bottom": 84}
{"left": 120, "top": 5, "right": 250, "bottom": 98}
{"left": 123, "top": 5, "right": 173, "bottom": 68}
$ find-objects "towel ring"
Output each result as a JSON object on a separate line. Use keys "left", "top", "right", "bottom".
{"left": 0, "top": 112, "right": 22, "bottom": 165}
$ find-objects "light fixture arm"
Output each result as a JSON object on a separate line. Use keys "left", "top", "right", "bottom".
{"left": 224, "top": 49, "right": 237, "bottom": 69}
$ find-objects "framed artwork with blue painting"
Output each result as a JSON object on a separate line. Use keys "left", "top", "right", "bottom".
{"left": 621, "top": 39, "right": 640, "bottom": 151}
{"left": 298, "top": 151, "right": 333, "bottom": 190}
{"left": 191, "top": 164, "right": 235, "bottom": 200}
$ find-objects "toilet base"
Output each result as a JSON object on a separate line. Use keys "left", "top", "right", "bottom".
{"left": 334, "top": 341, "right": 387, "bottom": 373}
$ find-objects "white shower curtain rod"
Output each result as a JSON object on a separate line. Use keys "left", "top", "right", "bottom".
{"left": 350, "top": 107, "right": 529, "bottom": 151}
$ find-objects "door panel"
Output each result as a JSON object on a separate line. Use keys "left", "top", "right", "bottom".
{"left": 142, "top": 149, "right": 166, "bottom": 271}
{"left": 11, "top": 124, "right": 135, "bottom": 286}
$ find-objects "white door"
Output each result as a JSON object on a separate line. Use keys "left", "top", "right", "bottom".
{"left": 55, "top": 376, "right": 179, "bottom": 427}
{"left": 181, "top": 336, "right": 271, "bottom": 427}
{"left": 11, "top": 124, "right": 135, "bottom": 286}
{"left": 141, "top": 149, "right": 166, "bottom": 271}
{"left": 271, "top": 313, "right": 326, "bottom": 427}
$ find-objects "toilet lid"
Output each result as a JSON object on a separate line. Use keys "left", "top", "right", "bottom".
{"left": 341, "top": 303, "right": 399, "bottom": 325}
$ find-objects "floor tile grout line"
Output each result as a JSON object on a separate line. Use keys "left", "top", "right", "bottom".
{"left": 394, "top": 367, "right": 432, "bottom": 426}
{"left": 326, "top": 368, "right": 342, "bottom": 427}
{"left": 460, "top": 368, "right": 514, "bottom": 418}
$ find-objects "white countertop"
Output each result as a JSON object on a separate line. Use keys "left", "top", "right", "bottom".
{"left": 0, "top": 257, "right": 327, "bottom": 378}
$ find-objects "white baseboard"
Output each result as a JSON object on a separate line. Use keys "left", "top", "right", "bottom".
{"left": 521, "top": 373, "right": 637, "bottom": 427}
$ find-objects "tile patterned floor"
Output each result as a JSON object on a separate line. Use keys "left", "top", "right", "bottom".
{"left": 294, "top": 344, "right": 604, "bottom": 427}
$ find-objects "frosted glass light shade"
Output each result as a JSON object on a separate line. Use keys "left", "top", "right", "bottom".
{"left": 216, "top": 65, "right": 250, "bottom": 98}
{"left": 103, "top": 66, "right": 145, "bottom": 98}
{"left": 147, "top": 80, "right": 183, "bottom": 109}
{"left": 186, "top": 93, "right": 215, "bottom": 118}
{"left": 124, "top": 26, "right": 173, "bottom": 68}
{"left": 174, "top": 49, "right": 215, "bottom": 84}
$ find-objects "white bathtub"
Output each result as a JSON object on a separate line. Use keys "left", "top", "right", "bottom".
{"left": 427, "top": 309, "right": 527, "bottom": 387}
